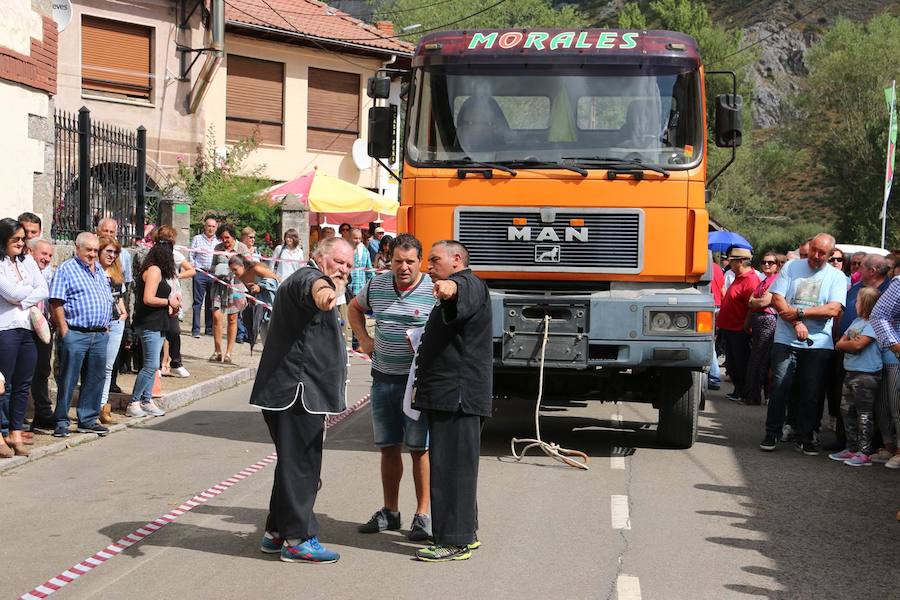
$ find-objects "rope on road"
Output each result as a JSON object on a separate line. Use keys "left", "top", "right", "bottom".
{"left": 511, "top": 315, "right": 590, "bottom": 470}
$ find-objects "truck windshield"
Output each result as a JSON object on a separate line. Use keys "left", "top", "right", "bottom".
{"left": 407, "top": 64, "right": 702, "bottom": 169}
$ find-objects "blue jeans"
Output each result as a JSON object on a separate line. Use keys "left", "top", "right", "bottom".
{"left": 764, "top": 343, "right": 832, "bottom": 442}
{"left": 192, "top": 272, "right": 214, "bottom": 335}
{"left": 709, "top": 340, "right": 721, "bottom": 387}
{"left": 0, "top": 328, "right": 37, "bottom": 434}
{"left": 101, "top": 319, "right": 125, "bottom": 407}
{"left": 55, "top": 330, "right": 109, "bottom": 428}
{"left": 370, "top": 380, "right": 429, "bottom": 450}
{"left": 131, "top": 329, "right": 165, "bottom": 404}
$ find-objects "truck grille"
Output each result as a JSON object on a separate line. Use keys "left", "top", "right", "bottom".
{"left": 454, "top": 207, "right": 644, "bottom": 273}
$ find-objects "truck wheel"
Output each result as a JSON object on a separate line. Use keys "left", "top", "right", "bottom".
{"left": 657, "top": 370, "right": 701, "bottom": 449}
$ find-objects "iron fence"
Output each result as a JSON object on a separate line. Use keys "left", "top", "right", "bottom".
{"left": 53, "top": 107, "right": 147, "bottom": 243}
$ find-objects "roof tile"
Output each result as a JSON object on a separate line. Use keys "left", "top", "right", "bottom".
{"left": 225, "top": 0, "right": 414, "bottom": 55}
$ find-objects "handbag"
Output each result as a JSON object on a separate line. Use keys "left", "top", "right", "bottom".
{"left": 29, "top": 306, "right": 51, "bottom": 344}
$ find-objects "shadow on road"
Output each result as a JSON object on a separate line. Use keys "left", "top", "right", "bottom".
{"left": 692, "top": 394, "right": 898, "bottom": 599}
{"left": 98, "top": 504, "right": 422, "bottom": 561}
{"left": 139, "top": 410, "right": 273, "bottom": 445}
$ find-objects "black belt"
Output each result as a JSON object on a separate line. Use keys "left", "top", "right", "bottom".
{"left": 68, "top": 325, "right": 108, "bottom": 333}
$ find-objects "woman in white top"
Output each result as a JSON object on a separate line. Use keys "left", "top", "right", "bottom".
{"left": 0, "top": 218, "right": 48, "bottom": 458}
{"left": 271, "top": 228, "right": 304, "bottom": 281}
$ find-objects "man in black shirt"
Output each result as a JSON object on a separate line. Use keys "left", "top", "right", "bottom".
{"left": 249, "top": 237, "right": 353, "bottom": 564}
{"left": 412, "top": 240, "right": 492, "bottom": 562}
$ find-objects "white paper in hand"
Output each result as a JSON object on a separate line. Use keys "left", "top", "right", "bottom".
{"left": 402, "top": 327, "right": 425, "bottom": 421}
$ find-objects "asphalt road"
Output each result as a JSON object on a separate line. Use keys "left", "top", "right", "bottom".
{"left": 2, "top": 362, "right": 897, "bottom": 600}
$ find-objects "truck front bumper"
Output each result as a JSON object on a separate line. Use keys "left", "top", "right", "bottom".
{"left": 491, "top": 285, "right": 714, "bottom": 370}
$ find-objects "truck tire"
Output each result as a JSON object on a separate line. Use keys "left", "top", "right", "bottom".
{"left": 657, "top": 370, "right": 701, "bottom": 449}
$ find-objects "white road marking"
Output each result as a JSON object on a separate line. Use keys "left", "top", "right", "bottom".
{"left": 611, "top": 495, "right": 631, "bottom": 529}
{"left": 610, "top": 455, "right": 626, "bottom": 469}
{"left": 616, "top": 574, "right": 642, "bottom": 600}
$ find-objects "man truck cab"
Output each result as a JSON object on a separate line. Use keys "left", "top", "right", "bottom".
{"left": 368, "top": 29, "right": 742, "bottom": 448}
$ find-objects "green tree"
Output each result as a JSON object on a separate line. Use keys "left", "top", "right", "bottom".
{"left": 371, "top": 0, "right": 589, "bottom": 40}
{"left": 175, "top": 128, "right": 278, "bottom": 252}
{"left": 787, "top": 14, "right": 900, "bottom": 247}
{"left": 618, "top": 2, "right": 647, "bottom": 29}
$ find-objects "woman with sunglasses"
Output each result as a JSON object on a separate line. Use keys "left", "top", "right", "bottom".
{"left": 0, "top": 218, "right": 47, "bottom": 457}
{"left": 742, "top": 251, "right": 785, "bottom": 405}
{"left": 827, "top": 248, "right": 851, "bottom": 289}
{"left": 97, "top": 236, "right": 128, "bottom": 424}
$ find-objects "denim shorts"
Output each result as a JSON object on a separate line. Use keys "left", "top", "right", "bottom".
{"left": 370, "top": 380, "right": 429, "bottom": 450}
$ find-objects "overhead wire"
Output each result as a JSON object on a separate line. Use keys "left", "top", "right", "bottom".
{"left": 706, "top": 0, "right": 833, "bottom": 67}
{"left": 247, "top": 0, "right": 462, "bottom": 20}
{"left": 322, "top": 0, "right": 510, "bottom": 41}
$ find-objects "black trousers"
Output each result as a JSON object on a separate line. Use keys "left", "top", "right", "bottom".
{"left": 262, "top": 404, "right": 325, "bottom": 541}
{"left": 166, "top": 317, "right": 182, "bottom": 369}
{"left": 427, "top": 408, "right": 481, "bottom": 546}
{"left": 721, "top": 329, "right": 752, "bottom": 396}
{"left": 30, "top": 335, "right": 54, "bottom": 424}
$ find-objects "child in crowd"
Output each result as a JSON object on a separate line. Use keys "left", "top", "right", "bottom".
{"left": 830, "top": 287, "right": 883, "bottom": 466}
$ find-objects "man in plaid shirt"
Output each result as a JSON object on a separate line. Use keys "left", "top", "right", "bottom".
{"left": 49, "top": 232, "right": 114, "bottom": 438}
{"left": 348, "top": 228, "right": 374, "bottom": 297}
{"left": 870, "top": 276, "right": 900, "bottom": 473}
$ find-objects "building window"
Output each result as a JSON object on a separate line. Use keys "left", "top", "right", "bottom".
{"left": 307, "top": 67, "right": 360, "bottom": 153}
{"left": 226, "top": 55, "right": 285, "bottom": 146}
{"left": 81, "top": 16, "right": 152, "bottom": 101}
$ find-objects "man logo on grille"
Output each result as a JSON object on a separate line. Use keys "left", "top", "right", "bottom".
{"left": 535, "top": 245, "right": 560, "bottom": 262}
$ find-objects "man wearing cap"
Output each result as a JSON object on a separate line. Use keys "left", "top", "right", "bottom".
{"left": 718, "top": 246, "right": 760, "bottom": 402}
{"left": 369, "top": 227, "right": 385, "bottom": 258}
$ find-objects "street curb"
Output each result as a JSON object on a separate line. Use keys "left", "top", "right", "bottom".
{"left": 0, "top": 367, "right": 257, "bottom": 476}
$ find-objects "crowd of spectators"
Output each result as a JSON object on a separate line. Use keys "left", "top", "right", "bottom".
{"left": 714, "top": 234, "right": 900, "bottom": 469}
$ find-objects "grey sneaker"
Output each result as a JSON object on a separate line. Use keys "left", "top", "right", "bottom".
{"left": 408, "top": 513, "right": 432, "bottom": 542}
{"left": 358, "top": 507, "right": 401, "bottom": 533}
{"left": 141, "top": 400, "right": 166, "bottom": 417}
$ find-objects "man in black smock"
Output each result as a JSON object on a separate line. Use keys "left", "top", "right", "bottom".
{"left": 249, "top": 237, "right": 353, "bottom": 564}
{"left": 412, "top": 240, "right": 492, "bottom": 562}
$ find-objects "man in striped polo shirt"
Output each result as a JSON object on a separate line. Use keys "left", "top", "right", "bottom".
{"left": 349, "top": 233, "right": 435, "bottom": 542}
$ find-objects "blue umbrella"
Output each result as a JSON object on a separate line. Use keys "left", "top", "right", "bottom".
{"left": 708, "top": 231, "right": 752, "bottom": 254}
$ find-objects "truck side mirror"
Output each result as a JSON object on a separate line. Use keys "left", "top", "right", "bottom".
{"left": 715, "top": 94, "right": 743, "bottom": 148}
{"left": 367, "top": 106, "right": 395, "bottom": 159}
{"left": 367, "top": 76, "right": 391, "bottom": 99}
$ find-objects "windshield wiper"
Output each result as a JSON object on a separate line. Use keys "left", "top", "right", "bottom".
{"left": 447, "top": 157, "right": 517, "bottom": 178}
{"left": 561, "top": 156, "right": 670, "bottom": 178}
{"left": 496, "top": 160, "right": 588, "bottom": 176}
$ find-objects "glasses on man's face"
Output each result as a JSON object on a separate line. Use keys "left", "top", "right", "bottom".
{"left": 762, "top": 260, "right": 777, "bottom": 266}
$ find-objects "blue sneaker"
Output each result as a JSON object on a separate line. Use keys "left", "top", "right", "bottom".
{"left": 260, "top": 533, "right": 283, "bottom": 554}
{"left": 280, "top": 537, "right": 340, "bottom": 563}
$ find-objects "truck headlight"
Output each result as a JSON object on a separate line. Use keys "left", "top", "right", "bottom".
{"left": 646, "top": 310, "right": 714, "bottom": 335}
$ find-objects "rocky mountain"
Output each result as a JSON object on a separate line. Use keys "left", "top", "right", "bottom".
{"left": 575, "top": 0, "right": 900, "bottom": 128}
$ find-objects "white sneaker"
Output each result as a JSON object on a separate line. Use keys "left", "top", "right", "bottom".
{"left": 141, "top": 400, "right": 165, "bottom": 417}
{"left": 781, "top": 424, "right": 795, "bottom": 443}
{"left": 170, "top": 366, "right": 190, "bottom": 378}
{"left": 885, "top": 454, "right": 900, "bottom": 470}
{"left": 126, "top": 402, "right": 147, "bottom": 418}
{"left": 870, "top": 448, "right": 893, "bottom": 463}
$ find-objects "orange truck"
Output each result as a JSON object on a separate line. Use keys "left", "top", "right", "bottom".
{"left": 367, "top": 29, "right": 743, "bottom": 447}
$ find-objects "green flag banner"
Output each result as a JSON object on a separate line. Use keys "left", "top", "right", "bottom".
{"left": 881, "top": 81, "right": 896, "bottom": 248}
{"left": 885, "top": 81, "right": 897, "bottom": 210}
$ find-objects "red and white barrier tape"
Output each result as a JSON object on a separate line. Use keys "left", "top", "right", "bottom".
{"left": 180, "top": 245, "right": 388, "bottom": 273}
{"left": 18, "top": 393, "right": 372, "bottom": 600}
{"left": 197, "top": 268, "right": 274, "bottom": 311}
